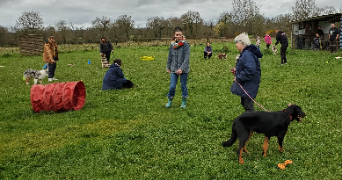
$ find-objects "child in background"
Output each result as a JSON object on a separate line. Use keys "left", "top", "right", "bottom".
{"left": 313, "top": 33, "right": 321, "bottom": 51}
{"left": 256, "top": 36, "right": 261, "bottom": 50}
{"left": 264, "top": 34, "right": 272, "bottom": 51}
{"left": 165, "top": 27, "right": 190, "bottom": 108}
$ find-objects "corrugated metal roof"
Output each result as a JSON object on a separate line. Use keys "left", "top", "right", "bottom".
{"left": 290, "top": 13, "right": 342, "bottom": 23}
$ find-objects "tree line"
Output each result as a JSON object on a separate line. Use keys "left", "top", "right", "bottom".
{"left": 0, "top": 0, "right": 340, "bottom": 47}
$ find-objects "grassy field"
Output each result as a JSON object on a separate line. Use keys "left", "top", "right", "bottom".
{"left": 0, "top": 41, "right": 342, "bottom": 179}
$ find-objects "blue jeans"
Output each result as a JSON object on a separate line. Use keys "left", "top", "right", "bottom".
{"left": 167, "top": 73, "right": 188, "bottom": 99}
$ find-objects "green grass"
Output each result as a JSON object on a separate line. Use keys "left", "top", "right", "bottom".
{"left": 1, "top": 42, "right": 342, "bottom": 179}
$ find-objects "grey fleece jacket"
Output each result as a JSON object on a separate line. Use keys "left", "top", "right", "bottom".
{"left": 166, "top": 41, "right": 190, "bottom": 73}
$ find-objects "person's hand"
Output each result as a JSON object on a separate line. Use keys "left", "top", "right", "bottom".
{"left": 234, "top": 76, "right": 237, "bottom": 82}
{"left": 100, "top": 53, "right": 103, "bottom": 56}
{"left": 167, "top": 70, "right": 171, "bottom": 73}
{"left": 112, "top": 50, "right": 114, "bottom": 52}
{"left": 176, "top": 69, "right": 182, "bottom": 75}
{"left": 51, "top": 59, "right": 55, "bottom": 63}
{"left": 230, "top": 67, "right": 236, "bottom": 75}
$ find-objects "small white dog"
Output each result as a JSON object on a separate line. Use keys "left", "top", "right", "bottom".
{"left": 272, "top": 45, "right": 278, "bottom": 55}
{"left": 23, "top": 69, "right": 49, "bottom": 85}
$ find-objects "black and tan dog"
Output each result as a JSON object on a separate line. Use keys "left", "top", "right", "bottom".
{"left": 222, "top": 103, "right": 306, "bottom": 164}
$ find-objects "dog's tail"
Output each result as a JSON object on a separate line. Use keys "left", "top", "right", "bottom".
{"left": 222, "top": 128, "right": 238, "bottom": 147}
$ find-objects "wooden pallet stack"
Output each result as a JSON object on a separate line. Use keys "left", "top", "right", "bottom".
{"left": 101, "top": 55, "right": 111, "bottom": 68}
{"left": 18, "top": 34, "right": 43, "bottom": 56}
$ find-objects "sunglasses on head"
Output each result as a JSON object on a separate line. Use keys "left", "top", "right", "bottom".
{"left": 235, "top": 40, "right": 241, "bottom": 43}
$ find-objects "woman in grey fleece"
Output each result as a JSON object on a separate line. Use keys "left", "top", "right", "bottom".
{"left": 166, "top": 27, "right": 190, "bottom": 108}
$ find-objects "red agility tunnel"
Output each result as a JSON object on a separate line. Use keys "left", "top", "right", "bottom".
{"left": 30, "top": 81, "right": 86, "bottom": 113}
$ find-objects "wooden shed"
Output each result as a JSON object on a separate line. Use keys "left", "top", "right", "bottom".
{"left": 18, "top": 34, "right": 44, "bottom": 56}
{"left": 290, "top": 13, "right": 342, "bottom": 50}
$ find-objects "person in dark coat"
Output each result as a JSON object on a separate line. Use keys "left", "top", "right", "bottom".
{"left": 328, "top": 23, "right": 340, "bottom": 54}
{"left": 230, "top": 32, "right": 262, "bottom": 112}
{"left": 204, "top": 42, "right": 212, "bottom": 59}
{"left": 100, "top": 36, "right": 114, "bottom": 63}
{"left": 102, "top": 59, "right": 128, "bottom": 90}
{"left": 274, "top": 28, "right": 288, "bottom": 65}
{"left": 317, "top": 26, "right": 324, "bottom": 39}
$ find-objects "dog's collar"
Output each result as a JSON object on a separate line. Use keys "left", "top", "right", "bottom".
{"left": 283, "top": 109, "right": 292, "bottom": 121}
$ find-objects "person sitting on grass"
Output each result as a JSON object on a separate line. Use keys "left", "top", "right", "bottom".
{"left": 102, "top": 59, "right": 129, "bottom": 90}
{"left": 204, "top": 42, "right": 212, "bottom": 59}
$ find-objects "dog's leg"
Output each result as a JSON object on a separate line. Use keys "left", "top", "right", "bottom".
{"left": 237, "top": 133, "right": 249, "bottom": 164}
{"left": 25, "top": 77, "right": 30, "bottom": 85}
{"left": 277, "top": 133, "right": 286, "bottom": 152}
{"left": 33, "top": 78, "right": 38, "bottom": 85}
{"left": 39, "top": 80, "right": 43, "bottom": 84}
{"left": 243, "top": 132, "right": 254, "bottom": 154}
{"left": 262, "top": 136, "right": 270, "bottom": 157}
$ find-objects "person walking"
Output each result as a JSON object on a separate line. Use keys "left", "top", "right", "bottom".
{"left": 230, "top": 32, "right": 262, "bottom": 112}
{"left": 166, "top": 27, "right": 190, "bottom": 108}
{"left": 100, "top": 36, "right": 114, "bottom": 63}
{"left": 43, "top": 36, "right": 59, "bottom": 82}
{"left": 274, "top": 28, "right": 288, "bottom": 65}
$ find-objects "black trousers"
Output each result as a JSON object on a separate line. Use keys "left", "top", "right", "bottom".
{"left": 329, "top": 39, "right": 337, "bottom": 53}
{"left": 280, "top": 45, "right": 288, "bottom": 64}
{"left": 104, "top": 51, "right": 112, "bottom": 62}
{"left": 48, "top": 62, "right": 56, "bottom": 78}
{"left": 241, "top": 97, "right": 255, "bottom": 112}
{"left": 266, "top": 44, "right": 270, "bottom": 50}
{"left": 204, "top": 52, "right": 212, "bottom": 59}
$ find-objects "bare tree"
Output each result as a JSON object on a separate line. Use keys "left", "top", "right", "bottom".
{"left": 316, "top": 6, "right": 337, "bottom": 15}
{"left": 0, "top": 26, "right": 8, "bottom": 46}
{"left": 92, "top": 16, "right": 111, "bottom": 36}
{"left": 291, "top": 0, "right": 317, "bottom": 21}
{"left": 146, "top": 16, "right": 166, "bottom": 39}
{"left": 55, "top": 20, "right": 69, "bottom": 43}
{"left": 114, "top": 14, "right": 134, "bottom": 40}
{"left": 167, "top": 16, "right": 183, "bottom": 36}
{"left": 15, "top": 11, "right": 43, "bottom": 34}
{"left": 218, "top": 11, "right": 234, "bottom": 37}
{"left": 232, "top": 0, "right": 261, "bottom": 35}
{"left": 180, "top": 11, "right": 203, "bottom": 38}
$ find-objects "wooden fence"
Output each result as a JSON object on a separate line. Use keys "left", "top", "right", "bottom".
{"left": 18, "top": 34, "right": 43, "bottom": 56}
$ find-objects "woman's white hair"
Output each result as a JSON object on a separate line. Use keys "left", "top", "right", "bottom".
{"left": 234, "top": 32, "right": 251, "bottom": 46}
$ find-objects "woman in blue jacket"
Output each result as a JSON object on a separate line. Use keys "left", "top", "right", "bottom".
{"left": 231, "top": 32, "right": 262, "bottom": 112}
{"left": 165, "top": 27, "right": 190, "bottom": 108}
{"left": 102, "top": 59, "right": 127, "bottom": 90}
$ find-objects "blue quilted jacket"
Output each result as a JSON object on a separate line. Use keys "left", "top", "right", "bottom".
{"left": 231, "top": 44, "right": 262, "bottom": 99}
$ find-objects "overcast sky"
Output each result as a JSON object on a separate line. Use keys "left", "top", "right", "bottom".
{"left": 1, "top": 0, "right": 341, "bottom": 29}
